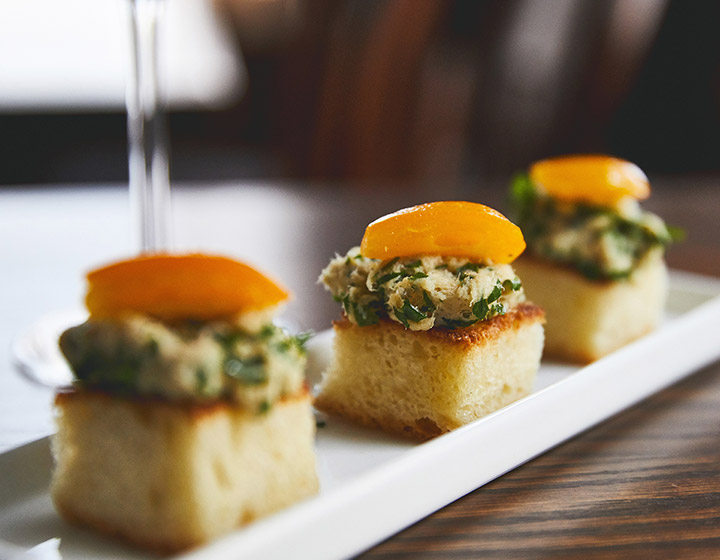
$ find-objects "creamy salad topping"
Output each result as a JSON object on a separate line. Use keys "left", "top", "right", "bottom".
{"left": 510, "top": 173, "right": 679, "bottom": 279}
{"left": 60, "top": 315, "right": 308, "bottom": 413}
{"left": 320, "top": 248, "right": 525, "bottom": 330}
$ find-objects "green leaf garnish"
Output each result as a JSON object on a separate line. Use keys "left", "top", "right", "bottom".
{"left": 393, "top": 306, "right": 410, "bottom": 328}
{"left": 487, "top": 282, "right": 503, "bottom": 303}
{"left": 374, "top": 271, "right": 402, "bottom": 285}
{"left": 259, "top": 324, "right": 276, "bottom": 339}
{"left": 489, "top": 302, "right": 506, "bottom": 317}
{"left": 214, "top": 329, "right": 250, "bottom": 351}
{"left": 422, "top": 290, "right": 437, "bottom": 313}
{"left": 145, "top": 338, "right": 159, "bottom": 358}
{"left": 353, "top": 302, "right": 381, "bottom": 326}
{"left": 457, "top": 262, "right": 480, "bottom": 283}
{"left": 441, "top": 316, "right": 479, "bottom": 329}
{"left": 294, "top": 330, "right": 313, "bottom": 348}
{"left": 667, "top": 224, "right": 686, "bottom": 243}
{"left": 503, "top": 277, "right": 522, "bottom": 291}
{"left": 195, "top": 368, "right": 208, "bottom": 394}
{"left": 402, "top": 299, "right": 427, "bottom": 322}
{"left": 380, "top": 257, "right": 400, "bottom": 271}
{"left": 472, "top": 299, "right": 489, "bottom": 320}
{"left": 508, "top": 172, "right": 537, "bottom": 220}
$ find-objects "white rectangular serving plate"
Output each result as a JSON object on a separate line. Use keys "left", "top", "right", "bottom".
{"left": 2, "top": 271, "right": 720, "bottom": 560}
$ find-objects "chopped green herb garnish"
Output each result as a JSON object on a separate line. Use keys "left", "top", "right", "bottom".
{"left": 508, "top": 170, "right": 681, "bottom": 280}
{"left": 457, "top": 262, "right": 480, "bottom": 283}
{"left": 274, "top": 339, "right": 292, "bottom": 353}
{"left": 667, "top": 224, "right": 686, "bottom": 242}
{"left": 341, "top": 294, "right": 352, "bottom": 316}
{"left": 195, "top": 368, "right": 208, "bottom": 394}
{"left": 374, "top": 271, "right": 402, "bottom": 285}
{"left": 224, "top": 355, "right": 267, "bottom": 385}
{"left": 472, "top": 299, "right": 489, "bottom": 320}
{"left": 422, "top": 290, "right": 437, "bottom": 313}
{"left": 293, "top": 330, "right": 314, "bottom": 350}
{"left": 401, "top": 299, "right": 427, "bottom": 322}
{"left": 380, "top": 257, "right": 400, "bottom": 271}
{"left": 353, "top": 301, "right": 381, "bottom": 326}
{"left": 259, "top": 324, "right": 276, "bottom": 339}
{"left": 441, "top": 316, "right": 479, "bottom": 329}
{"left": 145, "top": 338, "right": 159, "bottom": 358}
{"left": 490, "top": 302, "right": 506, "bottom": 317}
{"left": 214, "top": 329, "right": 249, "bottom": 350}
{"left": 503, "top": 277, "right": 522, "bottom": 291}
{"left": 487, "top": 282, "right": 503, "bottom": 303}
{"left": 508, "top": 172, "right": 537, "bottom": 224}
{"left": 393, "top": 306, "right": 411, "bottom": 328}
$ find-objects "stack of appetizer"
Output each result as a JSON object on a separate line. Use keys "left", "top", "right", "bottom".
{"left": 54, "top": 254, "right": 318, "bottom": 553}
{"left": 509, "top": 155, "right": 679, "bottom": 362}
{"left": 316, "top": 201, "right": 545, "bottom": 440}
{"left": 50, "top": 162, "right": 677, "bottom": 551}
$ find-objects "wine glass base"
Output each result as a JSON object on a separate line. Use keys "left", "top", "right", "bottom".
{"left": 12, "top": 309, "right": 86, "bottom": 389}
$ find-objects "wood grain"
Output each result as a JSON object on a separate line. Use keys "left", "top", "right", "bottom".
{"left": 359, "top": 362, "right": 720, "bottom": 559}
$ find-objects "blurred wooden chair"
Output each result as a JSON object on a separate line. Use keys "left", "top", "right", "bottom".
{"left": 310, "top": 0, "right": 459, "bottom": 186}
{"left": 312, "top": 0, "right": 672, "bottom": 186}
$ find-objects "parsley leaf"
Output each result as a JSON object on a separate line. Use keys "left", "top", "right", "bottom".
{"left": 441, "top": 316, "right": 479, "bottom": 329}
{"left": 393, "top": 306, "right": 410, "bottom": 328}
{"left": 401, "top": 299, "right": 427, "bottom": 322}
{"left": 487, "top": 282, "right": 503, "bottom": 303}
{"left": 472, "top": 299, "right": 489, "bottom": 320}
{"left": 503, "top": 277, "right": 522, "bottom": 291}
{"left": 374, "top": 271, "right": 402, "bottom": 285}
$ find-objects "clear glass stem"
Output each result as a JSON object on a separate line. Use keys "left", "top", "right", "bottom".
{"left": 126, "top": 0, "right": 170, "bottom": 253}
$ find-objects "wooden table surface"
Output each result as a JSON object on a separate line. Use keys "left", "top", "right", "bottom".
{"left": 360, "top": 363, "right": 720, "bottom": 559}
{"left": 358, "top": 176, "right": 720, "bottom": 559}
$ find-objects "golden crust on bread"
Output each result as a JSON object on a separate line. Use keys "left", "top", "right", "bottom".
{"left": 333, "top": 302, "right": 544, "bottom": 347}
{"left": 316, "top": 304, "right": 545, "bottom": 441}
{"left": 51, "top": 389, "right": 318, "bottom": 554}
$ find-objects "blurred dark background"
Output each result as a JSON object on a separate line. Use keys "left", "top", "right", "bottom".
{"left": 1, "top": 0, "right": 718, "bottom": 190}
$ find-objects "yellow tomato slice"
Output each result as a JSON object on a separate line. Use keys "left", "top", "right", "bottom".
{"left": 529, "top": 155, "right": 650, "bottom": 206}
{"left": 360, "top": 201, "right": 525, "bottom": 264}
{"left": 85, "top": 254, "right": 290, "bottom": 320}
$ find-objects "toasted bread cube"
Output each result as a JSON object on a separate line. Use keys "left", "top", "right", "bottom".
{"left": 51, "top": 390, "right": 318, "bottom": 554}
{"left": 314, "top": 303, "right": 545, "bottom": 440}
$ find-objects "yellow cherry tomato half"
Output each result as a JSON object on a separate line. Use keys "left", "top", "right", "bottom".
{"left": 360, "top": 201, "right": 525, "bottom": 264}
{"left": 85, "top": 253, "right": 290, "bottom": 320}
{"left": 529, "top": 154, "right": 650, "bottom": 206}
